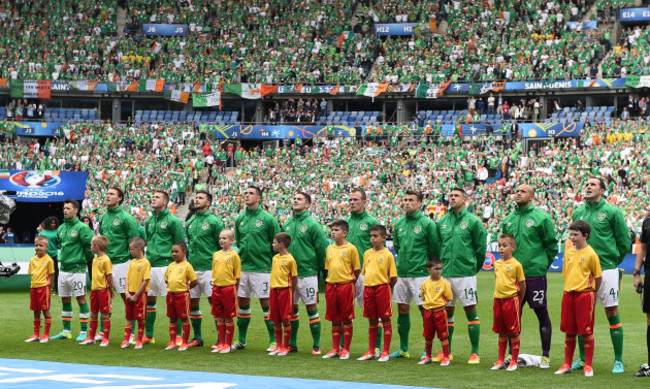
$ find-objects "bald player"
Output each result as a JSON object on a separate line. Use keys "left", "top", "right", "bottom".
{"left": 501, "top": 184, "right": 558, "bottom": 368}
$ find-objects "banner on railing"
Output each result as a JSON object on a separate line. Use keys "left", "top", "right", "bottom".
{"left": 374, "top": 23, "right": 419, "bottom": 35}
{"left": 620, "top": 7, "right": 650, "bottom": 22}
{"left": 143, "top": 24, "right": 188, "bottom": 36}
{"left": 13, "top": 121, "right": 65, "bottom": 137}
{"left": 520, "top": 122, "right": 584, "bottom": 138}
{"left": 214, "top": 125, "right": 356, "bottom": 139}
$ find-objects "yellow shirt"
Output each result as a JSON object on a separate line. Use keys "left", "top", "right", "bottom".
{"left": 212, "top": 250, "right": 241, "bottom": 287}
{"left": 91, "top": 254, "right": 113, "bottom": 291}
{"left": 165, "top": 260, "right": 198, "bottom": 293}
{"left": 28, "top": 254, "right": 54, "bottom": 288}
{"left": 563, "top": 245, "right": 602, "bottom": 292}
{"left": 127, "top": 257, "right": 151, "bottom": 293}
{"left": 493, "top": 257, "right": 525, "bottom": 298}
{"left": 421, "top": 278, "right": 453, "bottom": 310}
{"left": 325, "top": 242, "right": 360, "bottom": 283}
{"left": 362, "top": 247, "right": 397, "bottom": 287}
{"left": 270, "top": 253, "right": 298, "bottom": 289}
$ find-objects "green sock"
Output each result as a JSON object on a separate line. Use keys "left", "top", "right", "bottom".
{"left": 465, "top": 310, "right": 480, "bottom": 354}
{"left": 397, "top": 312, "right": 411, "bottom": 352}
{"left": 79, "top": 302, "right": 90, "bottom": 332}
{"left": 145, "top": 303, "right": 156, "bottom": 338}
{"left": 447, "top": 311, "right": 455, "bottom": 353}
{"left": 308, "top": 309, "right": 321, "bottom": 348}
{"left": 376, "top": 319, "right": 383, "bottom": 350}
{"left": 262, "top": 306, "right": 275, "bottom": 343}
{"left": 289, "top": 307, "right": 299, "bottom": 349}
{"left": 177, "top": 319, "right": 182, "bottom": 338}
{"left": 62, "top": 302, "right": 73, "bottom": 332}
{"left": 190, "top": 306, "right": 202, "bottom": 341}
{"left": 578, "top": 335, "right": 585, "bottom": 361}
{"left": 608, "top": 314, "right": 624, "bottom": 362}
{"left": 237, "top": 304, "right": 251, "bottom": 344}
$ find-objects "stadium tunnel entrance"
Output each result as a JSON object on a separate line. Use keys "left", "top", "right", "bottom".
{"left": 4, "top": 202, "right": 64, "bottom": 244}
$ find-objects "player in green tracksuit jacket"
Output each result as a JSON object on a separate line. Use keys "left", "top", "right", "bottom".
{"left": 52, "top": 199, "right": 94, "bottom": 341}
{"left": 390, "top": 190, "right": 440, "bottom": 359}
{"left": 501, "top": 184, "right": 557, "bottom": 365}
{"left": 282, "top": 192, "right": 328, "bottom": 353}
{"left": 436, "top": 188, "right": 487, "bottom": 362}
{"left": 233, "top": 186, "right": 280, "bottom": 349}
{"left": 98, "top": 187, "right": 139, "bottom": 301}
{"left": 346, "top": 188, "right": 382, "bottom": 349}
{"left": 571, "top": 178, "right": 631, "bottom": 373}
{"left": 144, "top": 190, "right": 186, "bottom": 341}
{"left": 186, "top": 190, "right": 225, "bottom": 347}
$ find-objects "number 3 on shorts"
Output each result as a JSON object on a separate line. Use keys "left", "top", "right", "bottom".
{"left": 262, "top": 282, "right": 269, "bottom": 293}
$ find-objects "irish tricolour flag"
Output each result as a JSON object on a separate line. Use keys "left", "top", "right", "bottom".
{"left": 10, "top": 80, "right": 52, "bottom": 98}
{"left": 357, "top": 83, "right": 388, "bottom": 98}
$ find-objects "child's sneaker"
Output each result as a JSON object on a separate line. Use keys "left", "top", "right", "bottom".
{"left": 219, "top": 346, "right": 232, "bottom": 354}
{"left": 491, "top": 361, "right": 506, "bottom": 370}
{"left": 432, "top": 351, "right": 454, "bottom": 362}
{"left": 418, "top": 357, "right": 433, "bottom": 365}
{"left": 99, "top": 338, "right": 110, "bottom": 347}
{"left": 277, "top": 348, "right": 289, "bottom": 356}
{"left": 178, "top": 342, "right": 189, "bottom": 351}
{"left": 176, "top": 336, "right": 183, "bottom": 347}
{"left": 25, "top": 335, "right": 40, "bottom": 343}
{"left": 554, "top": 364, "right": 572, "bottom": 375}
{"left": 584, "top": 365, "right": 594, "bottom": 377}
{"left": 94, "top": 332, "right": 104, "bottom": 341}
{"left": 266, "top": 342, "right": 277, "bottom": 352}
{"left": 165, "top": 342, "right": 176, "bottom": 350}
{"left": 506, "top": 360, "right": 518, "bottom": 371}
{"left": 120, "top": 340, "right": 130, "bottom": 349}
{"left": 339, "top": 349, "right": 350, "bottom": 360}
{"left": 79, "top": 337, "right": 95, "bottom": 346}
{"left": 357, "top": 351, "right": 376, "bottom": 361}
{"left": 440, "top": 357, "right": 451, "bottom": 366}
{"left": 211, "top": 343, "right": 223, "bottom": 351}
{"left": 134, "top": 340, "right": 143, "bottom": 350}
{"left": 268, "top": 347, "right": 281, "bottom": 356}
{"left": 129, "top": 334, "right": 136, "bottom": 345}
{"left": 378, "top": 352, "right": 390, "bottom": 362}
{"left": 39, "top": 336, "right": 50, "bottom": 343}
{"left": 322, "top": 349, "right": 340, "bottom": 359}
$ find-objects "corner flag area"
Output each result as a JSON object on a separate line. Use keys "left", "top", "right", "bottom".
{"left": 0, "top": 358, "right": 436, "bottom": 389}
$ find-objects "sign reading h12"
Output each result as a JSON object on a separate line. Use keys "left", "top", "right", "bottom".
{"left": 620, "top": 7, "right": 650, "bottom": 22}
{"left": 375, "top": 23, "right": 419, "bottom": 36}
{"left": 143, "top": 24, "right": 188, "bottom": 36}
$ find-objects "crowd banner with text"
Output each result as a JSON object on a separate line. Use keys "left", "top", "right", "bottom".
{"left": 0, "top": 170, "right": 89, "bottom": 202}
{"left": 520, "top": 122, "right": 584, "bottom": 138}
{"left": 142, "top": 24, "right": 188, "bottom": 36}
{"left": 14, "top": 122, "right": 65, "bottom": 137}
{"left": 214, "top": 125, "right": 357, "bottom": 139}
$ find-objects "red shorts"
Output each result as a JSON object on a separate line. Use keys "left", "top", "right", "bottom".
{"left": 363, "top": 284, "right": 393, "bottom": 320}
{"left": 325, "top": 282, "right": 355, "bottom": 322}
{"left": 30, "top": 286, "right": 51, "bottom": 311}
{"left": 125, "top": 293, "right": 147, "bottom": 321}
{"left": 269, "top": 287, "right": 293, "bottom": 323}
{"left": 90, "top": 289, "right": 112, "bottom": 314}
{"left": 561, "top": 291, "right": 596, "bottom": 335}
{"left": 166, "top": 292, "right": 190, "bottom": 320}
{"left": 211, "top": 285, "right": 237, "bottom": 318}
{"left": 492, "top": 296, "right": 521, "bottom": 335}
{"left": 423, "top": 308, "right": 448, "bottom": 340}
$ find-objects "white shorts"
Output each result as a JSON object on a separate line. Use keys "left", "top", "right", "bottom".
{"left": 293, "top": 276, "right": 319, "bottom": 305}
{"left": 596, "top": 268, "right": 620, "bottom": 308}
{"left": 190, "top": 270, "right": 213, "bottom": 299}
{"left": 238, "top": 272, "right": 270, "bottom": 299}
{"left": 393, "top": 276, "right": 428, "bottom": 306}
{"left": 58, "top": 271, "right": 87, "bottom": 297}
{"left": 445, "top": 276, "right": 478, "bottom": 308}
{"left": 112, "top": 261, "right": 130, "bottom": 294}
{"left": 148, "top": 267, "right": 168, "bottom": 297}
{"left": 355, "top": 275, "right": 365, "bottom": 307}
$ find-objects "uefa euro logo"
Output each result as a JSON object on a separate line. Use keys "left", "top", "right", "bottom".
{"left": 10, "top": 171, "right": 61, "bottom": 188}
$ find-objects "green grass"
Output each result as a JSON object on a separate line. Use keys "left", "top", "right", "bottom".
{"left": 1, "top": 273, "right": 648, "bottom": 389}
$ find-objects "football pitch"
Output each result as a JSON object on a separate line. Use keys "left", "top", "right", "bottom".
{"left": 1, "top": 272, "right": 648, "bottom": 389}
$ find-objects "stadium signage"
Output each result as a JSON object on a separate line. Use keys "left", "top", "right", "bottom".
{"left": 214, "top": 124, "right": 357, "bottom": 139}
{"left": 524, "top": 81, "right": 574, "bottom": 90}
{"left": 620, "top": 8, "right": 650, "bottom": 22}
{"left": 13, "top": 121, "right": 64, "bottom": 137}
{"left": 374, "top": 23, "right": 419, "bottom": 36}
{"left": 520, "top": 122, "right": 584, "bottom": 138}
{"left": 143, "top": 24, "right": 188, "bottom": 36}
{"left": 51, "top": 81, "right": 70, "bottom": 91}
{"left": 0, "top": 170, "right": 88, "bottom": 202}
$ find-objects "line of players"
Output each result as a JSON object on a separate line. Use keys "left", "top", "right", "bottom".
{"left": 23, "top": 179, "right": 650, "bottom": 377}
